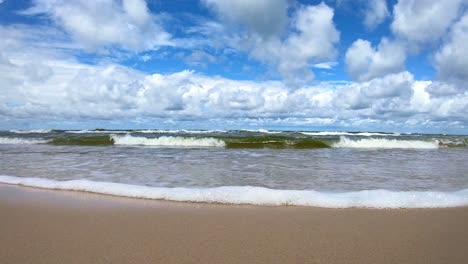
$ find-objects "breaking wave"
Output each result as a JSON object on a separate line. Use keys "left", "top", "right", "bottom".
{"left": 65, "top": 130, "right": 129, "bottom": 134}
{"left": 136, "top": 129, "right": 224, "bottom": 134}
{"left": 9, "top": 129, "right": 53, "bottom": 134}
{"left": 2, "top": 132, "right": 466, "bottom": 149}
{"left": 301, "top": 131, "right": 400, "bottom": 137}
{"left": 0, "top": 137, "right": 49, "bottom": 144}
{"left": 333, "top": 137, "right": 439, "bottom": 149}
{"left": 1, "top": 175, "right": 467, "bottom": 208}
{"left": 111, "top": 135, "right": 226, "bottom": 147}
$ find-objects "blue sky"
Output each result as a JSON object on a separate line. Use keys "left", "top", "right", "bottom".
{"left": 0, "top": 0, "right": 467, "bottom": 133}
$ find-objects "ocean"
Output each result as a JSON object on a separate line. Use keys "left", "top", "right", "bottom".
{"left": 1, "top": 129, "right": 467, "bottom": 208}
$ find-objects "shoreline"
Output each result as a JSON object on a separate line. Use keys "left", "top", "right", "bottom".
{"left": 2, "top": 176, "right": 468, "bottom": 208}
{"left": 1, "top": 184, "right": 468, "bottom": 263}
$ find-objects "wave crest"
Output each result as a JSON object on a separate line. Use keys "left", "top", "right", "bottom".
{"left": 0, "top": 137, "right": 49, "bottom": 144}
{"left": 9, "top": 129, "right": 52, "bottom": 134}
{"left": 301, "top": 131, "right": 400, "bottom": 136}
{"left": 333, "top": 137, "right": 439, "bottom": 149}
{"left": 111, "top": 135, "right": 226, "bottom": 147}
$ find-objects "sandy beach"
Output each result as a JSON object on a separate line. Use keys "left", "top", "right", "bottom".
{"left": 1, "top": 184, "right": 467, "bottom": 264}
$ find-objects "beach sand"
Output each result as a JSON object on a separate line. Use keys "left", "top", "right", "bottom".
{"left": 1, "top": 184, "right": 468, "bottom": 264}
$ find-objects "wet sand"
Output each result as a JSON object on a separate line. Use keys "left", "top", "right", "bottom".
{"left": 1, "top": 184, "right": 468, "bottom": 264}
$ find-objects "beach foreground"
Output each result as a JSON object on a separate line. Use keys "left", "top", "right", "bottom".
{"left": 1, "top": 184, "right": 468, "bottom": 264}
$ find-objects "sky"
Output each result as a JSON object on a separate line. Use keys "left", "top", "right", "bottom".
{"left": 0, "top": 0, "right": 467, "bottom": 133}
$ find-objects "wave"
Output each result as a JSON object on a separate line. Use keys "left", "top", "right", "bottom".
{"left": 136, "top": 129, "right": 224, "bottom": 134}
{"left": 301, "top": 131, "right": 400, "bottom": 137}
{"left": 1, "top": 175, "right": 467, "bottom": 208}
{"left": 9, "top": 129, "right": 52, "bottom": 134}
{"left": 65, "top": 130, "right": 129, "bottom": 134}
{"left": 49, "top": 136, "right": 114, "bottom": 146}
{"left": 333, "top": 137, "right": 439, "bottom": 149}
{"left": 437, "top": 138, "right": 468, "bottom": 148}
{"left": 223, "top": 136, "right": 330, "bottom": 149}
{"left": 4, "top": 134, "right": 465, "bottom": 149}
{"left": 242, "top": 129, "right": 282, "bottom": 134}
{"left": 0, "top": 137, "right": 49, "bottom": 144}
{"left": 111, "top": 135, "right": 226, "bottom": 147}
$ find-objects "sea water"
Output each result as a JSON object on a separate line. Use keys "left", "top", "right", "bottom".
{"left": 0, "top": 129, "right": 467, "bottom": 208}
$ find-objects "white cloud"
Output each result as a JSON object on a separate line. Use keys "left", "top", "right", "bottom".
{"left": 1, "top": 34, "right": 466, "bottom": 131}
{"left": 312, "top": 61, "right": 338, "bottom": 70}
{"left": 202, "top": 2, "right": 340, "bottom": 85}
{"left": 333, "top": 0, "right": 389, "bottom": 29}
{"left": 202, "top": 0, "right": 288, "bottom": 36}
{"left": 364, "top": 0, "right": 389, "bottom": 29}
{"left": 22, "top": 0, "right": 172, "bottom": 51}
{"left": 1, "top": 5, "right": 468, "bottom": 132}
{"left": 345, "top": 38, "right": 406, "bottom": 82}
{"left": 184, "top": 50, "right": 217, "bottom": 67}
{"left": 391, "top": 0, "right": 464, "bottom": 50}
{"left": 435, "top": 12, "right": 468, "bottom": 84}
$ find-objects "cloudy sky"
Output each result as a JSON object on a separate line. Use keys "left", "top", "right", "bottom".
{"left": 0, "top": 0, "right": 467, "bottom": 133}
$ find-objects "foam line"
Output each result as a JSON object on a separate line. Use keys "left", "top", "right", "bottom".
{"left": 1, "top": 176, "right": 467, "bottom": 208}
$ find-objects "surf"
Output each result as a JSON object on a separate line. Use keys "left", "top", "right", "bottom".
{"left": 111, "top": 135, "right": 226, "bottom": 147}
{"left": 332, "top": 136, "right": 439, "bottom": 149}
{"left": 1, "top": 175, "right": 467, "bottom": 208}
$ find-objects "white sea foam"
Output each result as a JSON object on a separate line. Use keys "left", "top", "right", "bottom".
{"left": 66, "top": 130, "right": 129, "bottom": 134}
{"left": 0, "top": 137, "right": 49, "bottom": 144}
{"left": 333, "top": 137, "right": 439, "bottom": 149}
{"left": 111, "top": 134, "right": 225, "bottom": 147}
{"left": 9, "top": 129, "right": 52, "bottom": 134}
{"left": 243, "top": 129, "right": 282, "bottom": 134}
{"left": 136, "top": 129, "right": 223, "bottom": 134}
{"left": 301, "top": 131, "right": 399, "bottom": 136}
{"left": 1, "top": 175, "right": 467, "bottom": 208}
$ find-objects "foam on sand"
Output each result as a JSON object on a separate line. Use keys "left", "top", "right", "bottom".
{"left": 333, "top": 136, "right": 439, "bottom": 149}
{"left": 1, "top": 176, "right": 467, "bottom": 208}
{"left": 111, "top": 134, "right": 225, "bottom": 147}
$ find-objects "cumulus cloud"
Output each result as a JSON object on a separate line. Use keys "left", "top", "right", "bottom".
{"left": 21, "top": 0, "right": 172, "bottom": 51}
{"left": 1, "top": 2, "right": 468, "bottom": 132}
{"left": 391, "top": 0, "right": 464, "bottom": 51}
{"left": 364, "top": 0, "right": 389, "bottom": 29}
{"left": 202, "top": 2, "right": 340, "bottom": 85}
{"left": 435, "top": 12, "right": 468, "bottom": 84}
{"left": 345, "top": 38, "right": 406, "bottom": 82}
{"left": 1, "top": 26, "right": 466, "bottom": 132}
{"left": 202, "top": 0, "right": 288, "bottom": 37}
{"left": 334, "top": 0, "right": 389, "bottom": 29}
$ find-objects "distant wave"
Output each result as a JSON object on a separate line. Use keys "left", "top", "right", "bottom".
{"left": 333, "top": 137, "right": 439, "bottom": 149}
{"left": 111, "top": 135, "right": 226, "bottom": 147}
{"left": 301, "top": 131, "right": 400, "bottom": 137}
{"left": 1, "top": 175, "right": 467, "bottom": 208}
{"left": 2, "top": 133, "right": 466, "bottom": 149}
{"left": 0, "top": 137, "right": 49, "bottom": 144}
{"left": 65, "top": 130, "right": 129, "bottom": 134}
{"left": 242, "top": 129, "right": 282, "bottom": 134}
{"left": 9, "top": 129, "right": 52, "bottom": 134}
{"left": 136, "top": 129, "right": 224, "bottom": 134}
